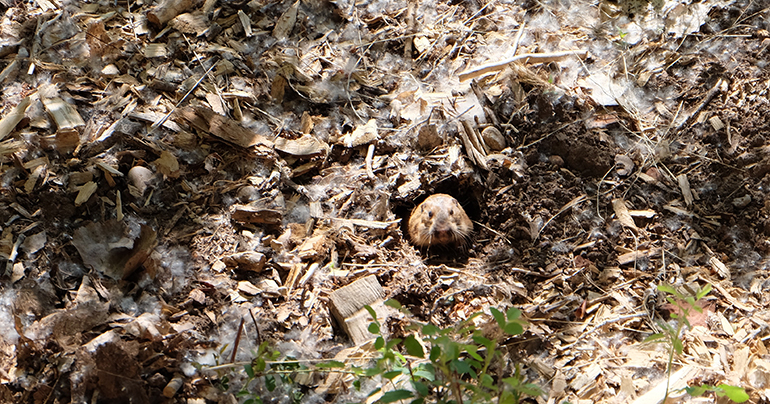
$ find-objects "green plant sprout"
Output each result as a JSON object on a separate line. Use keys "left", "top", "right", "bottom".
{"left": 359, "top": 300, "right": 542, "bottom": 404}
{"left": 644, "top": 284, "right": 748, "bottom": 403}
{"left": 205, "top": 300, "right": 541, "bottom": 404}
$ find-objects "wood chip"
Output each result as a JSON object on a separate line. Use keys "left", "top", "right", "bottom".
{"left": 174, "top": 106, "right": 273, "bottom": 149}
{"left": 147, "top": 0, "right": 192, "bottom": 26}
{"left": 75, "top": 181, "right": 98, "bottom": 206}
{"left": 223, "top": 252, "right": 266, "bottom": 272}
{"left": 677, "top": 173, "right": 694, "bottom": 206}
{"left": 0, "top": 96, "right": 30, "bottom": 141}
{"left": 272, "top": 0, "right": 299, "bottom": 40}
{"left": 42, "top": 97, "right": 85, "bottom": 130}
{"left": 274, "top": 134, "right": 329, "bottom": 157}
{"left": 339, "top": 119, "right": 378, "bottom": 148}
{"left": 328, "top": 275, "right": 387, "bottom": 345}
{"left": 328, "top": 275, "right": 385, "bottom": 319}
{"left": 231, "top": 205, "right": 282, "bottom": 224}
{"left": 612, "top": 198, "right": 637, "bottom": 230}
{"left": 616, "top": 248, "right": 661, "bottom": 265}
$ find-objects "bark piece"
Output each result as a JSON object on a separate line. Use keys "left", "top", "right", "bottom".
{"left": 223, "top": 251, "right": 266, "bottom": 272}
{"left": 147, "top": 0, "right": 193, "bottom": 26}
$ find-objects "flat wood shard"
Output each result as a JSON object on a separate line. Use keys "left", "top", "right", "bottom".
{"left": 328, "top": 275, "right": 387, "bottom": 345}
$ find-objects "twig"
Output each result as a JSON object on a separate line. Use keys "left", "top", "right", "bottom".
{"left": 151, "top": 61, "right": 217, "bottom": 133}
{"left": 459, "top": 50, "right": 588, "bottom": 82}
{"left": 671, "top": 78, "right": 725, "bottom": 134}
{"left": 511, "top": 22, "right": 526, "bottom": 56}
{"left": 230, "top": 317, "right": 245, "bottom": 363}
{"left": 534, "top": 194, "right": 587, "bottom": 241}
{"left": 249, "top": 308, "right": 261, "bottom": 346}
{"left": 365, "top": 143, "right": 375, "bottom": 179}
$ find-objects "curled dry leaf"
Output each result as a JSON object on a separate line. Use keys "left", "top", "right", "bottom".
{"left": 614, "top": 154, "right": 634, "bottom": 176}
{"left": 154, "top": 150, "right": 180, "bottom": 178}
{"left": 339, "top": 119, "right": 378, "bottom": 148}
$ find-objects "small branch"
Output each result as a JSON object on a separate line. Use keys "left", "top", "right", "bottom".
{"left": 459, "top": 50, "right": 588, "bottom": 82}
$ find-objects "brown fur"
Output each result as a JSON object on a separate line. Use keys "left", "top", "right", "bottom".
{"left": 408, "top": 194, "right": 472, "bottom": 247}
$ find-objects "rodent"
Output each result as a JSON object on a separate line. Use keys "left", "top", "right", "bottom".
{"left": 408, "top": 194, "right": 473, "bottom": 247}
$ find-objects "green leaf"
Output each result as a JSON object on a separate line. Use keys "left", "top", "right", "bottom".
{"left": 265, "top": 374, "right": 276, "bottom": 391}
{"left": 465, "top": 345, "right": 483, "bottom": 361}
{"left": 413, "top": 380, "right": 430, "bottom": 396}
{"left": 365, "top": 305, "right": 378, "bottom": 322}
{"left": 353, "top": 379, "right": 361, "bottom": 390}
{"left": 472, "top": 334, "right": 493, "bottom": 348}
{"left": 422, "top": 324, "right": 439, "bottom": 336}
{"left": 503, "top": 322, "right": 524, "bottom": 336}
{"left": 219, "top": 343, "right": 230, "bottom": 355}
{"left": 673, "top": 338, "right": 684, "bottom": 354}
{"left": 480, "top": 374, "right": 494, "bottom": 388}
{"left": 413, "top": 366, "right": 435, "bottom": 382}
{"left": 684, "top": 385, "right": 710, "bottom": 396}
{"left": 257, "top": 356, "right": 268, "bottom": 372}
{"left": 506, "top": 307, "right": 522, "bottom": 321}
{"left": 502, "top": 377, "right": 520, "bottom": 388}
{"left": 657, "top": 284, "right": 677, "bottom": 296}
{"left": 369, "top": 322, "right": 381, "bottom": 334}
{"left": 445, "top": 342, "right": 461, "bottom": 360}
{"left": 717, "top": 384, "right": 749, "bottom": 402}
{"left": 364, "top": 367, "right": 383, "bottom": 377}
{"left": 410, "top": 398, "right": 425, "bottom": 404}
{"left": 490, "top": 307, "right": 506, "bottom": 328}
{"left": 317, "top": 360, "right": 345, "bottom": 368}
{"left": 219, "top": 375, "right": 229, "bottom": 390}
{"left": 242, "top": 363, "right": 254, "bottom": 378}
{"left": 236, "top": 390, "right": 250, "bottom": 397}
{"left": 429, "top": 345, "right": 441, "bottom": 362}
{"left": 697, "top": 284, "right": 713, "bottom": 300}
{"left": 452, "top": 359, "right": 472, "bottom": 375}
{"left": 643, "top": 333, "right": 666, "bottom": 343}
{"left": 386, "top": 338, "right": 402, "bottom": 350}
{"left": 374, "top": 336, "right": 384, "bottom": 350}
{"left": 383, "top": 370, "right": 402, "bottom": 380}
{"left": 405, "top": 335, "right": 425, "bottom": 358}
{"left": 379, "top": 390, "right": 414, "bottom": 403}
{"left": 385, "top": 299, "right": 402, "bottom": 310}
{"left": 499, "top": 391, "right": 515, "bottom": 404}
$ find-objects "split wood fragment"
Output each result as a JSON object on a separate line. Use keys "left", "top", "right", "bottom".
{"left": 328, "top": 275, "right": 387, "bottom": 345}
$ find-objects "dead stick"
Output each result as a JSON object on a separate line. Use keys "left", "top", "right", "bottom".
{"left": 459, "top": 50, "right": 588, "bottom": 82}
{"left": 230, "top": 317, "right": 245, "bottom": 363}
{"left": 249, "top": 308, "right": 261, "bottom": 346}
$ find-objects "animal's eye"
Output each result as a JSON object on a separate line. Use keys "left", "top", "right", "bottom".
{"left": 449, "top": 209, "right": 455, "bottom": 216}
{"left": 428, "top": 210, "right": 433, "bottom": 218}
